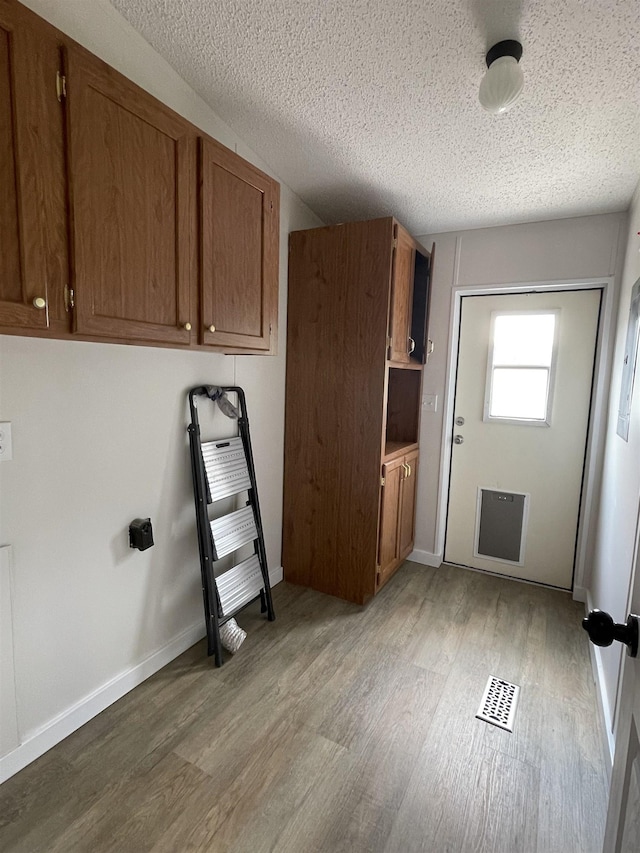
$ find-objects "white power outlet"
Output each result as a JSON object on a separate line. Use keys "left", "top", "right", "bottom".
{"left": 0, "top": 422, "right": 13, "bottom": 461}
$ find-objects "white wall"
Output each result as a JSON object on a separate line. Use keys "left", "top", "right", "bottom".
{"left": 589, "top": 180, "right": 640, "bottom": 746}
{"left": 413, "top": 212, "right": 627, "bottom": 565}
{"left": 0, "top": 0, "right": 322, "bottom": 781}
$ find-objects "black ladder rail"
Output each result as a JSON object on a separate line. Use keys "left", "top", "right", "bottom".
{"left": 187, "top": 401, "right": 223, "bottom": 665}
{"left": 226, "top": 385, "right": 275, "bottom": 623}
{"left": 187, "top": 385, "right": 275, "bottom": 666}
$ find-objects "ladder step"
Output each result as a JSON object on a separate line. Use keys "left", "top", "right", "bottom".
{"left": 210, "top": 505, "right": 257, "bottom": 560}
{"left": 216, "top": 554, "right": 264, "bottom": 617}
{"left": 202, "top": 437, "right": 251, "bottom": 502}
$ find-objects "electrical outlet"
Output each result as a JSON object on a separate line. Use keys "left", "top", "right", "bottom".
{"left": 0, "top": 422, "right": 13, "bottom": 461}
{"left": 422, "top": 394, "right": 438, "bottom": 413}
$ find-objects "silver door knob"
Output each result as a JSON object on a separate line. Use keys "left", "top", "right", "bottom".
{"left": 454, "top": 435, "right": 464, "bottom": 445}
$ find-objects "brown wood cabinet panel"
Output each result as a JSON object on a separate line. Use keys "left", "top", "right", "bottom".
{"left": 65, "top": 45, "right": 193, "bottom": 345}
{"left": 283, "top": 218, "right": 394, "bottom": 605}
{"left": 388, "top": 223, "right": 415, "bottom": 363}
{"left": 200, "top": 136, "right": 279, "bottom": 352}
{"left": 0, "top": 0, "right": 68, "bottom": 330}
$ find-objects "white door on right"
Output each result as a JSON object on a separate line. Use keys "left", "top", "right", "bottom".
{"left": 445, "top": 289, "right": 601, "bottom": 589}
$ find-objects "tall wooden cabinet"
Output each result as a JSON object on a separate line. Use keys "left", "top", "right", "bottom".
{"left": 283, "top": 217, "right": 433, "bottom": 605}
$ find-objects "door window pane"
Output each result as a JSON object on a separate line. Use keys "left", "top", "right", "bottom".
{"left": 490, "top": 368, "right": 549, "bottom": 419}
{"left": 486, "top": 311, "right": 558, "bottom": 424}
{"left": 493, "top": 314, "right": 555, "bottom": 366}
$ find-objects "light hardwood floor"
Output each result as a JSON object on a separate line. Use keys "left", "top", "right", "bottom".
{"left": 0, "top": 562, "right": 609, "bottom": 852}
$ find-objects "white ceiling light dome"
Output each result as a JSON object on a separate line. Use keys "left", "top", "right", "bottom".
{"left": 479, "top": 40, "right": 524, "bottom": 114}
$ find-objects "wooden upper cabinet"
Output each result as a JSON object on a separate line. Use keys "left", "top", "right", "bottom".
{"left": 199, "top": 136, "right": 279, "bottom": 352}
{"left": 0, "top": 0, "right": 68, "bottom": 330}
{"left": 388, "top": 223, "right": 415, "bottom": 363}
{"left": 65, "top": 45, "right": 193, "bottom": 345}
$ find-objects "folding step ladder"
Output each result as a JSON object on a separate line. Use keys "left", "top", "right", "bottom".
{"left": 188, "top": 385, "right": 275, "bottom": 666}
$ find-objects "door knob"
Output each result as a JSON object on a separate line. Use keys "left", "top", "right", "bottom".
{"left": 582, "top": 609, "right": 639, "bottom": 658}
{"left": 454, "top": 435, "right": 464, "bottom": 445}
{"left": 455, "top": 416, "right": 465, "bottom": 426}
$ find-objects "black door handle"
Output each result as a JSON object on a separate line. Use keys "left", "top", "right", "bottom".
{"left": 582, "top": 609, "right": 639, "bottom": 658}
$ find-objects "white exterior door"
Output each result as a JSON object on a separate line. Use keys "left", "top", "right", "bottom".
{"left": 445, "top": 289, "right": 601, "bottom": 589}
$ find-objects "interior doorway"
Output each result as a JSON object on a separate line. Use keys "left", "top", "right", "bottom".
{"left": 444, "top": 288, "right": 602, "bottom": 589}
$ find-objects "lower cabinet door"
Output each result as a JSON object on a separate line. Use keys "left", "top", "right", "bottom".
{"left": 378, "top": 457, "right": 403, "bottom": 586}
{"left": 377, "top": 450, "right": 420, "bottom": 590}
{"left": 398, "top": 450, "right": 419, "bottom": 559}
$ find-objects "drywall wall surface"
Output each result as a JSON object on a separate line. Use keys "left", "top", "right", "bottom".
{"left": 0, "top": 0, "right": 322, "bottom": 773}
{"left": 415, "top": 212, "right": 625, "bottom": 561}
{"left": 590, "top": 180, "right": 640, "bottom": 734}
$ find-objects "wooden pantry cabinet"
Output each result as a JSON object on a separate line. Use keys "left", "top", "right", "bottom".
{"left": 283, "top": 217, "right": 433, "bottom": 605}
{"left": 0, "top": 0, "right": 279, "bottom": 353}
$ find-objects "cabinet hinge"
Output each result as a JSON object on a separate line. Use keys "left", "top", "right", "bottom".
{"left": 64, "top": 284, "right": 75, "bottom": 311}
{"left": 380, "top": 476, "right": 385, "bottom": 487}
{"left": 392, "top": 238, "right": 398, "bottom": 249}
{"left": 56, "top": 70, "right": 67, "bottom": 102}
{"left": 376, "top": 571, "right": 381, "bottom": 586}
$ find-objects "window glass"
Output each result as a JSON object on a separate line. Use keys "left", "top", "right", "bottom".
{"left": 490, "top": 368, "right": 549, "bottom": 419}
{"left": 486, "top": 311, "right": 557, "bottom": 424}
{"left": 493, "top": 314, "right": 555, "bottom": 366}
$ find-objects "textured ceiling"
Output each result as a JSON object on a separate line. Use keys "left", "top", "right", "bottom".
{"left": 109, "top": 0, "right": 640, "bottom": 234}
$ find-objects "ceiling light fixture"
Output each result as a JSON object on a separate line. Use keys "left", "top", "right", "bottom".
{"left": 479, "top": 39, "right": 524, "bottom": 114}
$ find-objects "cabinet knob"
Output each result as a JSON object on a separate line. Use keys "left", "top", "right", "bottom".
{"left": 183, "top": 322, "right": 192, "bottom": 331}
{"left": 208, "top": 324, "right": 216, "bottom": 333}
{"left": 408, "top": 337, "right": 416, "bottom": 354}
{"left": 33, "top": 296, "right": 46, "bottom": 309}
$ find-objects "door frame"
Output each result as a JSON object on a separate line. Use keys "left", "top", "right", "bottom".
{"left": 434, "top": 276, "right": 616, "bottom": 598}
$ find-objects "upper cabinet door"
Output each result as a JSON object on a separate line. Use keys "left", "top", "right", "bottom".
{"left": 0, "top": 1, "right": 67, "bottom": 330}
{"left": 65, "top": 46, "right": 193, "bottom": 344}
{"left": 200, "top": 137, "right": 279, "bottom": 352}
{"left": 388, "top": 223, "right": 415, "bottom": 363}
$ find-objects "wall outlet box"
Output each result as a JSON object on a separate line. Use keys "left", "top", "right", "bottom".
{"left": 0, "top": 423, "right": 12, "bottom": 461}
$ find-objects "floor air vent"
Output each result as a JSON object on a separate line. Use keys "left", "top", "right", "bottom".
{"left": 476, "top": 676, "right": 520, "bottom": 732}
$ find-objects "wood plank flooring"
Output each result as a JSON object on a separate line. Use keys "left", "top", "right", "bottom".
{"left": 0, "top": 562, "right": 609, "bottom": 852}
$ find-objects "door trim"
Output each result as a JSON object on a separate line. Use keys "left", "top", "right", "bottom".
{"left": 434, "top": 276, "right": 616, "bottom": 597}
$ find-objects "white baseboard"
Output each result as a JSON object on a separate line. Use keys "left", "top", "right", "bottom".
{"left": 408, "top": 549, "right": 443, "bottom": 568}
{"left": 0, "top": 565, "right": 283, "bottom": 785}
{"left": 584, "top": 590, "right": 615, "bottom": 772}
{"left": 573, "top": 585, "right": 588, "bottom": 603}
{"left": 270, "top": 565, "right": 283, "bottom": 585}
